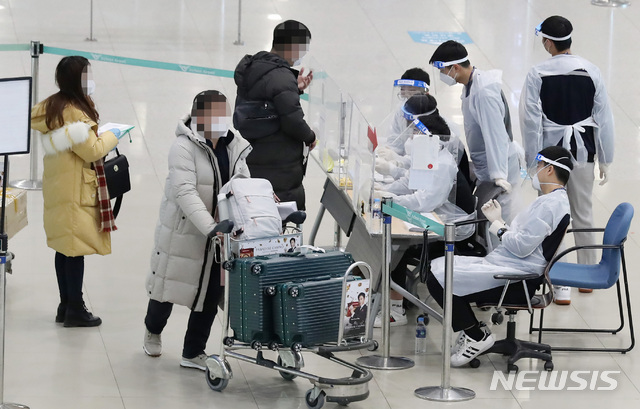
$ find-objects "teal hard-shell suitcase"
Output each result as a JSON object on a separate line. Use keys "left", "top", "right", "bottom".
{"left": 228, "top": 251, "right": 354, "bottom": 345}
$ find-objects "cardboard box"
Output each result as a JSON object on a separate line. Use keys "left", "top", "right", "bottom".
{"left": 1, "top": 187, "right": 28, "bottom": 239}
{"left": 231, "top": 233, "right": 302, "bottom": 258}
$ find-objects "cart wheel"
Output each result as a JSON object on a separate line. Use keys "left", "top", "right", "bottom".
{"left": 277, "top": 356, "right": 298, "bottom": 381}
{"left": 305, "top": 389, "right": 326, "bottom": 409}
{"left": 368, "top": 340, "right": 379, "bottom": 351}
{"left": 544, "top": 361, "right": 554, "bottom": 371}
{"left": 205, "top": 367, "right": 229, "bottom": 392}
{"left": 508, "top": 364, "right": 518, "bottom": 373}
{"left": 291, "top": 343, "right": 303, "bottom": 352}
{"left": 469, "top": 358, "right": 481, "bottom": 368}
{"left": 223, "top": 337, "right": 234, "bottom": 347}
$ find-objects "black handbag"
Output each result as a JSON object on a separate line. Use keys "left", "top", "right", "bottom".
{"left": 233, "top": 96, "right": 280, "bottom": 140}
{"left": 104, "top": 148, "right": 131, "bottom": 218}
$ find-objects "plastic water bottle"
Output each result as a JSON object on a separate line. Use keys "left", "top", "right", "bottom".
{"left": 371, "top": 198, "right": 382, "bottom": 234}
{"left": 415, "top": 316, "right": 427, "bottom": 355}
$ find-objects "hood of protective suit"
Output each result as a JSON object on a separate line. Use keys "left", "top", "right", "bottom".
{"left": 234, "top": 51, "right": 292, "bottom": 92}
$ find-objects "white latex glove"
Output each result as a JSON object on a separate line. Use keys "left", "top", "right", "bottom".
{"left": 481, "top": 199, "right": 504, "bottom": 224}
{"left": 494, "top": 178, "right": 512, "bottom": 194}
{"left": 375, "top": 159, "right": 399, "bottom": 176}
{"left": 377, "top": 146, "right": 402, "bottom": 162}
{"left": 599, "top": 163, "right": 609, "bottom": 186}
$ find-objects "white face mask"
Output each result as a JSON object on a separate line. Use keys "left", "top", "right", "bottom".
{"left": 439, "top": 67, "right": 457, "bottom": 86}
{"left": 86, "top": 79, "right": 95, "bottom": 96}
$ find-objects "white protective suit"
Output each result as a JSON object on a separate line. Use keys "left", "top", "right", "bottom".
{"left": 519, "top": 54, "right": 614, "bottom": 167}
{"left": 462, "top": 69, "right": 520, "bottom": 220}
{"left": 431, "top": 188, "right": 570, "bottom": 296}
{"left": 376, "top": 135, "right": 475, "bottom": 239}
{"left": 520, "top": 54, "right": 614, "bottom": 265}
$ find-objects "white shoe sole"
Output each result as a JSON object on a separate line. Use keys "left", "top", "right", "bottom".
{"left": 143, "top": 345, "right": 161, "bottom": 357}
{"left": 180, "top": 359, "right": 206, "bottom": 371}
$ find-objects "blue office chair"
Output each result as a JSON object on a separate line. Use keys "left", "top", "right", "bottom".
{"left": 530, "top": 202, "right": 635, "bottom": 353}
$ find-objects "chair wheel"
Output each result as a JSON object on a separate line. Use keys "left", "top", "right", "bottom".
{"left": 469, "top": 358, "right": 481, "bottom": 368}
{"left": 250, "top": 340, "right": 262, "bottom": 350}
{"left": 416, "top": 314, "right": 430, "bottom": 325}
{"left": 508, "top": 364, "right": 518, "bottom": 373}
{"left": 544, "top": 361, "right": 554, "bottom": 371}
{"left": 223, "top": 337, "right": 234, "bottom": 347}
{"left": 368, "top": 340, "right": 379, "bottom": 351}
{"left": 491, "top": 312, "right": 504, "bottom": 325}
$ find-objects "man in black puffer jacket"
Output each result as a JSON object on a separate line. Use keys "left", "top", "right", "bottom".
{"left": 233, "top": 20, "right": 316, "bottom": 210}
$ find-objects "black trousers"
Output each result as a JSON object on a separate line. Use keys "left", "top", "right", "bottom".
{"left": 144, "top": 262, "right": 223, "bottom": 359}
{"left": 55, "top": 252, "right": 85, "bottom": 305}
{"left": 426, "top": 273, "right": 540, "bottom": 332}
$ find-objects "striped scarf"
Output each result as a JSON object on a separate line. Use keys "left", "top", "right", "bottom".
{"left": 93, "top": 158, "right": 117, "bottom": 232}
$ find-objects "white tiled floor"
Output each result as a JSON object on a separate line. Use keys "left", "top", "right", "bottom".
{"left": 1, "top": 1, "right": 640, "bottom": 408}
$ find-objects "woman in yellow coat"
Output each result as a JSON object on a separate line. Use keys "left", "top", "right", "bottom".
{"left": 31, "top": 56, "right": 121, "bottom": 327}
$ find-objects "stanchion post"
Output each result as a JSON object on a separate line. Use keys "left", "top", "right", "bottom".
{"left": 414, "top": 223, "right": 475, "bottom": 402}
{"left": 0, "top": 157, "right": 30, "bottom": 409}
{"left": 10, "top": 41, "right": 43, "bottom": 191}
{"left": 233, "top": 0, "right": 244, "bottom": 45}
{"left": 356, "top": 197, "right": 414, "bottom": 370}
{"left": 86, "top": 0, "right": 97, "bottom": 41}
{"left": 591, "top": 0, "right": 631, "bottom": 7}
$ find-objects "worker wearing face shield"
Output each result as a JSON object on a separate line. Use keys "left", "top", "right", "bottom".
{"left": 520, "top": 16, "right": 615, "bottom": 304}
{"left": 429, "top": 41, "right": 521, "bottom": 222}
{"left": 372, "top": 94, "right": 478, "bottom": 327}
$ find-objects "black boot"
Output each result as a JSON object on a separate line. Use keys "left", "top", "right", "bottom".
{"left": 55, "top": 303, "right": 67, "bottom": 323}
{"left": 64, "top": 303, "right": 102, "bottom": 327}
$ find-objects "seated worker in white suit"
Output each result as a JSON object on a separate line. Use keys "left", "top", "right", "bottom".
{"left": 426, "top": 146, "right": 572, "bottom": 366}
{"left": 373, "top": 94, "right": 476, "bottom": 327}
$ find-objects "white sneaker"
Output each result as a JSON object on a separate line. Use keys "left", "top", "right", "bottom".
{"left": 143, "top": 330, "right": 162, "bottom": 357}
{"left": 450, "top": 331, "right": 495, "bottom": 367}
{"left": 180, "top": 353, "right": 208, "bottom": 371}
{"left": 451, "top": 322, "right": 488, "bottom": 354}
{"left": 553, "top": 286, "right": 571, "bottom": 305}
{"left": 373, "top": 307, "right": 408, "bottom": 328}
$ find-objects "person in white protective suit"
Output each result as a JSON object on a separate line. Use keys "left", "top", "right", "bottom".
{"left": 429, "top": 40, "right": 521, "bottom": 222}
{"left": 520, "top": 16, "right": 615, "bottom": 305}
{"left": 426, "top": 146, "right": 572, "bottom": 367}
{"left": 373, "top": 94, "right": 477, "bottom": 327}
{"left": 387, "top": 68, "right": 431, "bottom": 155}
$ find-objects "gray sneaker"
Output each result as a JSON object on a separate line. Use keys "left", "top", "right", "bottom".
{"left": 143, "top": 330, "right": 162, "bottom": 357}
{"left": 180, "top": 353, "right": 208, "bottom": 371}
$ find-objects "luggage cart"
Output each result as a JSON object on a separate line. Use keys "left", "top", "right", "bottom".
{"left": 205, "top": 227, "right": 375, "bottom": 409}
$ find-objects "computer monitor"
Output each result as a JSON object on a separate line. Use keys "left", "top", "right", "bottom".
{"left": 0, "top": 76, "right": 32, "bottom": 156}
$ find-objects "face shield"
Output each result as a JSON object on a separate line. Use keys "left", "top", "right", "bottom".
{"left": 430, "top": 55, "right": 468, "bottom": 93}
{"left": 526, "top": 153, "right": 572, "bottom": 179}
{"left": 534, "top": 22, "right": 572, "bottom": 51}
{"left": 392, "top": 79, "right": 429, "bottom": 105}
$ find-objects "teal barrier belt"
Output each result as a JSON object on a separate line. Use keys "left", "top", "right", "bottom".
{"left": 0, "top": 44, "right": 30, "bottom": 51}
{"left": 382, "top": 202, "right": 444, "bottom": 236}
{"left": 2, "top": 44, "right": 311, "bottom": 100}
{"left": 43, "top": 46, "right": 235, "bottom": 78}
